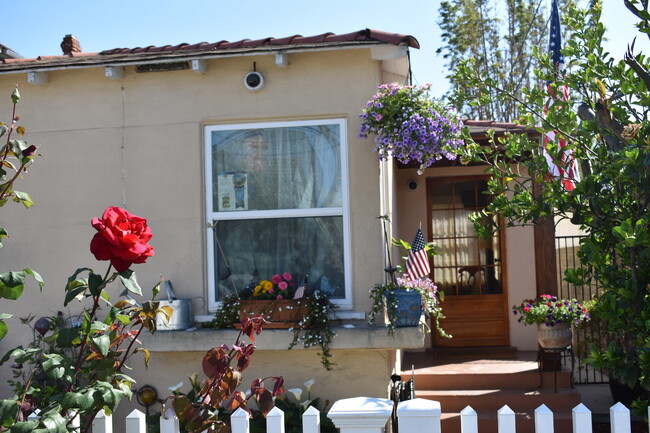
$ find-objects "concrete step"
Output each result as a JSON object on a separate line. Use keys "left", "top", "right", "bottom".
{"left": 403, "top": 364, "right": 573, "bottom": 390}
{"left": 440, "top": 410, "right": 574, "bottom": 433}
{"left": 416, "top": 388, "right": 582, "bottom": 413}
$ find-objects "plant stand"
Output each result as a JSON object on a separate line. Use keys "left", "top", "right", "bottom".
{"left": 537, "top": 346, "right": 574, "bottom": 393}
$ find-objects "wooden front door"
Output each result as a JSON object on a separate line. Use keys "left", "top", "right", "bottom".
{"left": 427, "top": 176, "right": 509, "bottom": 347}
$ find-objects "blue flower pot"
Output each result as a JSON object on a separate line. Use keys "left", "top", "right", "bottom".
{"left": 389, "top": 290, "right": 422, "bottom": 327}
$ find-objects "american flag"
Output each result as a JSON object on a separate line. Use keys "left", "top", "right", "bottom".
{"left": 293, "top": 276, "right": 307, "bottom": 299}
{"left": 542, "top": 0, "right": 579, "bottom": 191}
{"left": 406, "top": 227, "right": 430, "bottom": 281}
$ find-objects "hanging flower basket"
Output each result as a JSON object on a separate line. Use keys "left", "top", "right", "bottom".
{"left": 359, "top": 83, "right": 464, "bottom": 174}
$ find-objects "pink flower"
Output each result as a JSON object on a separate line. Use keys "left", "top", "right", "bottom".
{"left": 282, "top": 272, "right": 292, "bottom": 281}
{"left": 278, "top": 281, "right": 288, "bottom": 290}
{"left": 268, "top": 288, "right": 275, "bottom": 293}
{"left": 277, "top": 295, "right": 284, "bottom": 300}
{"left": 271, "top": 274, "right": 282, "bottom": 284}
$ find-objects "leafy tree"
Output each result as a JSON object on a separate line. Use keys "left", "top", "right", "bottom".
{"left": 450, "top": 1, "right": 650, "bottom": 412}
{"left": 437, "top": 0, "right": 575, "bottom": 122}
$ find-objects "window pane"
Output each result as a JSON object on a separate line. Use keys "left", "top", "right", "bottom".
{"left": 210, "top": 125, "right": 342, "bottom": 212}
{"left": 213, "top": 216, "right": 345, "bottom": 300}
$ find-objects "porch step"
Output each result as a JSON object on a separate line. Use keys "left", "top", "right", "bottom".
{"left": 405, "top": 361, "right": 573, "bottom": 390}
{"left": 401, "top": 350, "right": 581, "bottom": 433}
{"left": 416, "top": 388, "right": 581, "bottom": 412}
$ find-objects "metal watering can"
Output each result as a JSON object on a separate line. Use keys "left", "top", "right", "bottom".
{"left": 155, "top": 278, "right": 193, "bottom": 331}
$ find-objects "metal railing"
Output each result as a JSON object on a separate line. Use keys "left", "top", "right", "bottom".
{"left": 555, "top": 235, "right": 607, "bottom": 384}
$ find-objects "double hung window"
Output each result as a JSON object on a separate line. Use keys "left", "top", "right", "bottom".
{"left": 205, "top": 119, "right": 350, "bottom": 310}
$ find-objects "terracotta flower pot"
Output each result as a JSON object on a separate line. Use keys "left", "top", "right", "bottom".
{"left": 236, "top": 299, "right": 308, "bottom": 329}
{"left": 537, "top": 323, "right": 572, "bottom": 349}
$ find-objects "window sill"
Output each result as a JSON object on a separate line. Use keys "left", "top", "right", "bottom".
{"left": 140, "top": 321, "right": 426, "bottom": 352}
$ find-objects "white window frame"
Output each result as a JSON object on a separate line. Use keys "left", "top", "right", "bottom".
{"left": 204, "top": 118, "right": 352, "bottom": 312}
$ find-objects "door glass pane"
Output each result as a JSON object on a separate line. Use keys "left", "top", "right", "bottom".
{"left": 213, "top": 216, "right": 345, "bottom": 300}
{"left": 210, "top": 124, "right": 342, "bottom": 212}
{"left": 430, "top": 177, "right": 502, "bottom": 296}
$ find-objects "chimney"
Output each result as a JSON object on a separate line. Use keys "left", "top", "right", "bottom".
{"left": 61, "top": 35, "right": 81, "bottom": 55}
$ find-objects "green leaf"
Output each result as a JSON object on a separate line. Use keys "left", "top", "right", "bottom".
{"left": 92, "top": 334, "right": 110, "bottom": 357}
{"left": 152, "top": 281, "right": 161, "bottom": 299}
{"left": 0, "top": 225, "right": 7, "bottom": 248}
{"left": 11, "top": 420, "right": 40, "bottom": 433}
{"left": 88, "top": 272, "right": 105, "bottom": 296}
{"left": 0, "top": 321, "right": 7, "bottom": 341}
{"left": 56, "top": 328, "right": 81, "bottom": 348}
{"left": 120, "top": 269, "right": 142, "bottom": 296}
{"left": 0, "top": 271, "right": 25, "bottom": 300}
{"left": 0, "top": 314, "right": 10, "bottom": 320}
{"left": 42, "top": 354, "right": 65, "bottom": 379}
{"left": 62, "top": 391, "right": 95, "bottom": 411}
{"left": 0, "top": 399, "right": 18, "bottom": 427}
{"left": 65, "top": 268, "right": 91, "bottom": 289}
{"left": 11, "top": 191, "right": 33, "bottom": 209}
{"left": 64, "top": 284, "right": 87, "bottom": 306}
{"left": 23, "top": 269, "right": 44, "bottom": 290}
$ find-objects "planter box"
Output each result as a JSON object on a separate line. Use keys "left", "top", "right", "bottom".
{"left": 236, "top": 299, "right": 308, "bottom": 329}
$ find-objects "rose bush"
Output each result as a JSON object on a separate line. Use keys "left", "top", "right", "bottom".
{"left": 90, "top": 206, "right": 154, "bottom": 272}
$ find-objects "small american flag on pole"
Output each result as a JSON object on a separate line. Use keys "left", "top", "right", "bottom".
{"left": 293, "top": 276, "right": 307, "bottom": 299}
{"left": 542, "top": 0, "right": 579, "bottom": 191}
{"left": 406, "top": 227, "right": 430, "bottom": 281}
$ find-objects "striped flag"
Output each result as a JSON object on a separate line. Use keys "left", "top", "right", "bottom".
{"left": 406, "top": 227, "right": 430, "bottom": 281}
{"left": 542, "top": 0, "right": 579, "bottom": 191}
{"left": 293, "top": 276, "right": 307, "bottom": 299}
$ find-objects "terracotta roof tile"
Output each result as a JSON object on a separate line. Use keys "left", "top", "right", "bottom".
{"left": 0, "top": 29, "right": 419, "bottom": 71}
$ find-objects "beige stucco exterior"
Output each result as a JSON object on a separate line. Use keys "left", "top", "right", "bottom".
{"left": 0, "top": 43, "right": 427, "bottom": 423}
{"left": 0, "top": 37, "right": 541, "bottom": 428}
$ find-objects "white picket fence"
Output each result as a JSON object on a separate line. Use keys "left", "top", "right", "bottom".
{"left": 37, "top": 397, "right": 649, "bottom": 433}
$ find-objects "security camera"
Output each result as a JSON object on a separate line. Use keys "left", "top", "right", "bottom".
{"left": 244, "top": 71, "right": 264, "bottom": 91}
{"left": 407, "top": 180, "right": 418, "bottom": 191}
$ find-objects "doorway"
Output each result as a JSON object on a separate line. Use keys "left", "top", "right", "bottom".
{"left": 427, "top": 176, "right": 509, "bottom": 347}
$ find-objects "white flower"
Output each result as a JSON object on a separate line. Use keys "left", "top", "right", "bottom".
{"left": 168, "top": 382, "right": 184, "bottom": 392}
{"left": 287, "top": 388, "right": 302, "bottom": 401}
{"left": 303, "top": 379, "right": 316, "bottom": 394}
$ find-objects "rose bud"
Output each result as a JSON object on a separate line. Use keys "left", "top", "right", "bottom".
{"left": 21, "top": 145, "right": 36, "bottom": 157}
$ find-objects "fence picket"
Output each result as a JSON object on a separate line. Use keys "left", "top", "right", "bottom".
{"left": 93, "top": 409, "right": 113, "bottom": 433}
{"left": 303, "top": 405, "right": 321, "bottom": 433}
{"left": 572, "top": 403, "right": 592, "bottom": 433}
{"left": 535, "top": 404, "right": 554, "bottom": 433}
{"left": 125, "top": 409, "right": 146, "bottom": 433}
{"left": 267, "top": 406, "right": 285, "bottom": 433}
{"left": 160, "top": 413, "right": 180, "bottom": 433}
{"left": 231, "top": 407, "right": 251, "bottom": 433}
{"left": 460, "top": 406, "right": 478, "bottom": 433}
{"left": 397, "top": 398, "right": 441, "bottom": 433}
{"left": 610, "top": 402, "right": 631, "bottom": 433}
{"left": 497, "top": 405, "right": 516, "bottom": 433}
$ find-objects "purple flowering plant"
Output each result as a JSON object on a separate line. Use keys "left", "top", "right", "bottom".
{"left": 512, "top": 294, "right": 590, "bottom": 327}
{"left": 359, "top": 83, "right": 464, "bottom": 174}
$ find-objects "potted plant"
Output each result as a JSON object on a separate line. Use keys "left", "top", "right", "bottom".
{"left": 512, "top": 294, "right": 590, "bottom": 349}
{"left": 212, "top": 276, "right": 337, "bottom": 370}
{"left": 368, "top": 276, "right": 449, "bottom": 338}
{"left": 359, "top": 83, "right": 464, "bottom": 174}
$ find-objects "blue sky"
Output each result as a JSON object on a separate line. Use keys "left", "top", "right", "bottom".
{"left": 3, "top": 0, "right": 646, "bottom": 98}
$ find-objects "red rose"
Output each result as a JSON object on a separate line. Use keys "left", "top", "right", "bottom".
{"left": 90, "top": 206, "right": 154, "bottom": 272}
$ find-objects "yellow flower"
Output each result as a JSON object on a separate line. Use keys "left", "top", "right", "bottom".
{"left": 263, "top": 280, "right": 273, "bottom": 291}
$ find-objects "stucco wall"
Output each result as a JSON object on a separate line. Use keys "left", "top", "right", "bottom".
{"left": 0, "top": 46, "right": 411, "bottom": 411}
